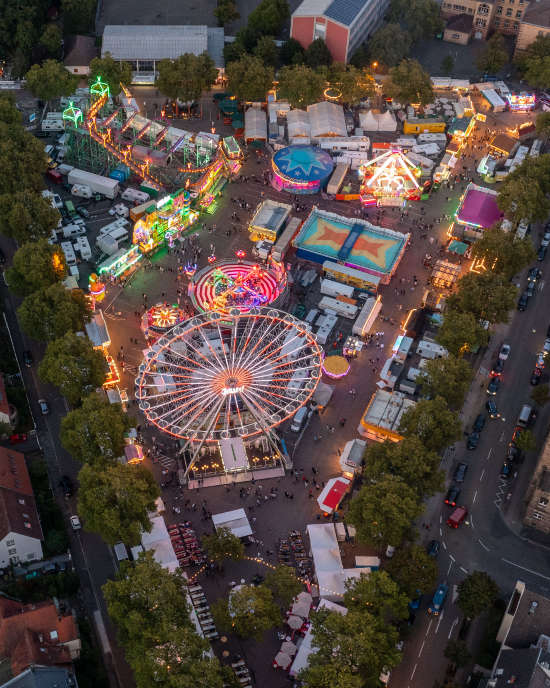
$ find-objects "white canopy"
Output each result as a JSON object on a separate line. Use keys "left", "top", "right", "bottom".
{"left": 378, "top": 110, "right": 397, "bottom": 131}
{"left": 307, "top": 101, "right": 346, "bottom": 138}
{"left": 359, "top": 110, "right": 397, "bottom": 132}
{"left": 287, "top": 109, "right": 310, "bottom": 139}
{"left": 141, "top": 514, "right": 179, "bottom": 572}
{"left": 245, "top": 107, "right": 267, "bottom": 141}
{"left": 212, "top": 508, "right": 252, "bottom": 538}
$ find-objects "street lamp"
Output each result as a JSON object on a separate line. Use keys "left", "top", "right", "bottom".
{"left": 372, "top": 61, "right": 378, "bottom": 70}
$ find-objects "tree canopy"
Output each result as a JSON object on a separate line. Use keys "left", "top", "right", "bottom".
{"left": 25, "top": 60, "right": 78, "bottom": 102}
{"left": 476, "top": 34, "right": 509, "bottom": 74}
{"left": 6, "top": 239, "right": 66, "bottom": 296}
{"left": 264, "top": 565, "right": 303, "bottom": 608}
{"left": 514, "top": 429, "right": 537, "bottom": 453}
{"left": 247, "top": 0, "right": 289, "bottom": 37}
{"left": 470, "top": 227, "right": 536, "bottom": 279}
{"left": 387, "top": 59, "right": 434, "bottom": 105}
{"left": 367, "top": 24, "right": 412, "bottom": 68}
{"left": 522, "top": 38, "right": 550, "bottom": 89}
{"left": 156, "top": 53, "right": 218, "bottom": 103}
{"left": 448, "top": 272, "right": 517, "bottom": 324}
{"left": 212, "top": 584, "right": 281, "bottom": 640}
{"left": 444, "top": 639, "right": 471, "bottom": 668}
{"left": 327, "top": 63, "right": 376, "bottom": 105}
{"left": 78, "top": 462, "right": 159, "bottom": 546}
{"left": 399, "top": 396, "right": 461, "bottom": 453}
{"left": 253, "top": 35, "right": 279, "bottom": 68}
{"left": 277, "top": 65, "right": 325, "bottom": 108}
{"left": 344, "top": 571, "right": 409, "bottom": 624}
{"left": 0, "top": 127, "right": 48, "bottom": 195}
{"left": 214, "top": 0, "right": 240, "bottom": 26}
{"left": 60, "top": 393, "right": 134, "bottom": 465}
{"left": 279, "top": 38, "right": 305, "bottom": 66}
{"left": 436, "top": 309, "right": 489, "bottom": 356}
{"left": 305, "top": 39, "right": 333, "bottom": 67}
{"left": 89, "top": 53, "right": 132, "bottom": 96}
{"left": 61, "top": 0, "right": 96, "bottom": 33}
{"left": 0, "top": 191, "right": 59, "bottom": 243}
{"left": 226, "top": 55, "right": 274, "bottom": 102}
{"left": 532, "top": 384, "right": 550, "bottom": 407}
{"left": 498, "top": 154, "right": 550, "bottom": 224}
{"left": 202, "top": 527, "right": 244, "bottom": 564}
{"left": 536, "top": 112, "right": 550, "bottom": 140}
{"left": 18, "top": 283, "right": 90, "bottom": 341}
{"left": 347, "top": 475, "right": 422, "bottom": 548}
{"left": 39, "top": 24, "right": 62, "bottom": 58}
{"left": 457, "top": 571, "right": 499, "bottom": 619}
{"left": 38, "top": 332, "right": 107, "bottom": 405}
{"left": 388, "top": 0, "right": 443, "bottom": 42}
{"left": 386, "top": 544, "right": 438, "bottom": 598}
{"left": 417, "top": 355, "right": 473, "bottom": 410}
{"left": 0, "top": 0, "right": 50, "bottom": 76}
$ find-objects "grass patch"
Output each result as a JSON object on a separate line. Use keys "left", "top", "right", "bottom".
{"left": 28, "top": 458, "right": 69, "bottom": 557}
{"left": 475, "top": 598, "right": 506, "bottom": 669}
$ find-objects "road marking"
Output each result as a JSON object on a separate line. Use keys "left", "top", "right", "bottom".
{"left": 486, "top": 448, "right": 493, "bottom": 461}
{"left": 439, "top": 514, "right": 442, "bottom": 524}
{"left": 502, "top": 558, "right": 550, "bottom": 581}
{"left": 426, "top": 619, "right": 433, "bottom": 636}
{"left": 480, "top": 469, "right": 485, "bottom": 482}
{"left": 435, "top": 610, "right": 445, "bottom": 633}
{"left": 460, "top": 566, "right": 468, "bottom": 574}
{"left": 410, "top": 664, "right": 417, "bottom": 680}
{"left": 442, "top": 541, "right": 447, "bottom": 550}
{"left": 473, "top": 490, "right": 478, "bottom": 504}
{"left": 439, "top": 527, "right": 442, "bottom": 536}
{"left": 449, "top": 554, "right": 455, "bottom": 562}
{"left": 452, "top": 585, "right": 459, "bottom": 603}
{"left": 540, "top": 280, "right": 545, "bottom": 292}
{"left": 499, "top": 431, "right": 505, "bottom": 442}
{"left": 418, "top": 641, "right": 425, "bottom": 657}
{"left": 448, "top": 617, "right": 459, "bottom": 639}
{"left": 478, "top": 538, "right": 490, "bottom": 551}
{"left": 447, "top": 561, "right": 453, "bottom": 575}
{"left": 470, "top": 514, "right": 474, "bottom": 528}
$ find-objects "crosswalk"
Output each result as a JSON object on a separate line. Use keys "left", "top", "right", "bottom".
{"left": 157, "top": 454, "right": 176, "bottom": 470}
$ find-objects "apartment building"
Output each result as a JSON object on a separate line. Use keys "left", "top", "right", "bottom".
{"left": 524, "top": 434, "right": 550, "bottom": 533}
{"left": 441, "top": 0, "right": 529, "bottom": 42}
{"left": 515, "top": 0, "right": 550, "bottom": 52}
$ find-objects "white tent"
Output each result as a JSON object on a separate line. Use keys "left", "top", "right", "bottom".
{"left": 359, "top": 110, "right": 397, "bottom": 132}
{"left": 378, "top": 110, "right": 397, "bottom": 132}
{"left": 212, "top": 508, "right": 252, "bottom": 538}
{"left": 307, "top": 101, "right": 346, "bottom": 138}
{"left": 359, "top": 110, "right": 378, "bottom": 131}
{"left": 141, "top": 514, "right": 179, "bottom": 572}
{"left": 245, "top": 107, "right": 267, "bottom": 142}
{"left": 287, "top": 109, "right": 310, "bottom": 141}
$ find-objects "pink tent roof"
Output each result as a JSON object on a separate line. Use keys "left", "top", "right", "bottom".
{"left": 457, "top": 188, "right": 503, "bottom": 229}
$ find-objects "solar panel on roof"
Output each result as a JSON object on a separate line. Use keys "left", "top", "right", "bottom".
{"left": 324, "top": 0, "right": 365, "bottom": 26}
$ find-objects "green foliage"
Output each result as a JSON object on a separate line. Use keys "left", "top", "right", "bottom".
{"left": 223, "top": 41, "right": 246, "bottom": 65}
{"left": 444, "top": 639, "right": 471, "bottom": 668}
{"left": 61, "top": 0, "right": 96, "bottom": 34}
{"left": 448, "top": 272, "right": 517, "bottom": 324}
{"left": 0, "top": 95, "right": 22, "bottom": 125}
{"left": 470, "top": 227, "right": 536, "bottom": 279}
{"left": 305, "top": 38, "right": 333, "bottom": 67}
{"left": 476, "top": 34, "right": 509, "bottom": 74}
{"left": 514, "top": 429, "right": 536, "bottom": 453}
{"left": 6, "top": 239, "right": 66, "bottom": 296}
{"left": 400, "top": 397, "right": 461, "bottom": 453}
{"left": 25, "top": 60, "right": 78, "bottom": 102}
{"left": 368, "top": 24, "right": 412, "bottom": 68}
{"left": 254, "top": 36, "right": 279, "bottom": 67}
{"left": 40, "top": 24, "right": 62, "bottom": 58}
{"left": 386, "top": 544, "right": 438, "bottom": 598}
{"left": 388, "top": 0, "right": 444, "bottom": 42}
{"left": 18, "top": 283, "right": 91, "bottom": 341}
{"left": 279, "top": 38, "right": 305, "bottom": 66}
{"left": 103, "top": 552, "right": 223, "bottom": 688}
{"left": 264, "top": 565, "right": 303, "bottom": 608}
{"left": 77, "top": 462, "right": 159, "bottom": 546}
{"left": 247, "top": 0, "right": 290, "bottom": 37}
{"left": 0, "top": 191, "right": 59, "bottom": 243}
{"left": 519, "top": 35, "right": 550, "bottom": 88}
{"left": 363, "top": 437, "right": 444, "bottom": 499}
{"left": 212, "top": 584, "right": 281, "bottom": 640}
{"left": 437, "top": 309, "right": 489, "bottom": 356}
{"left": 417, "top": 355, "right": 473, "bottom": 410}
{"left": 156, "top": 53, "right": 218, "bottom": 103}
{"left": 89, "top": 53, "right": 132, "bottom": 96}
{"left": 441, "top": 54, "right": 454, "bottom": 75}
{"left": 532, "top": 383, "right": 550, "bottom": 407}
{"left": 202, "top": 526, "right": 245, "bottom": 564}
{"left": 226, "top": 55, "right": 274, "bottom": 102}
{"left": 328, "top": 63, "right": 375, "bottom": 105}
{"left": 457, "top": 571, "right": 499, "bottom": 619}
{"left": 387, "top": 59, "right": 434, "bottom": 105}
{"left": 300, "top": 663, "right": 362, "bottom": 688}
{"left": 38, "top": 332, "right": 107, "bottom": 405}
{"left": 344, "top": 570, "right": 409, "bottom": 623}
{"left": 347, "top": 475, "right": 422, "bottom": 548}
{"left": 1, "top": 571, "right": 80, "bottom": 604}
{"left": 28, "top": 459, "right": 69, "bottom": 556}
{"left": 0, "top": 0, "right": 49, "bottom": 76}
{"left": 536, "top": 112, "right": 550, "bottom": 139}
{"left": 60, "top": 392, "right": 134, "bottom": 465}
{"left": 498, "top": 154, "right": 550, "bottom": 224}
{"left": 350, "top": 43, "right": 370, "bottom": 69}
{"left": 0, "top": 129, "right": 48, "bottom": 195}
{"left": 278, "top": 64, "right": 325, "bottom": 107}
{"left": 214, "top": 0, "right": 240, "bottom": 26}
{"left": 74, "top": 618, "right": 110, "bottom": 688}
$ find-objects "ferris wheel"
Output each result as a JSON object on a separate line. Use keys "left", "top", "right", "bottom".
{"left": 135, "top": 308, "right": 322, "bottom": 476}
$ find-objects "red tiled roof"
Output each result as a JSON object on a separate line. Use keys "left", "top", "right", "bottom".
{"left": 0, "top": 448, "right": 33, "bottom": 496}
{"left": 0, "top": 448, "right": 42, "bottom": 543}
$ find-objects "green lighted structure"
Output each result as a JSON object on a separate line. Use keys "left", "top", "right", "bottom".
{"left": 62, "top": 102, "right": 83, "bottom": 127}
{"left": 90, "top": 76, "right": 110, "bottom": 99}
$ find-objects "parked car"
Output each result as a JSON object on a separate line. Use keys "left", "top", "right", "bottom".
{"left": 445, "top": 485, "right": 461, "bottom": 507}
{"left": 467, "top": 431, "right": 480, "bottom": 450}
{"left": 428, "top": 584, "right": 449, "bottom": 615}
{"left": 527, "top": 267, "right": 541, "bottom": 283}
{"left": 506, "top": 444, "right": 523, "bottom": 464}
{"left": 501, "top": 462, "right": 513, "bottom": 478}
{"left": 59, "top": 475, "right": 73, "bottom": 498}
{"left": 9, "top": 433, "right": 27, "bottom": 444}
{"left": 538, "top": 245, "right": 547, "bottom": 261}
{"left": 526, "top": 281, "right": 536, "bottom": 297}
{"left": 499, "top": 344, "right": 511, "bottom": 360}
{"left": 490, "top": 359, "right": 504, "bottom": 377}
{"left": 427, "top": 540, "right": 441, "bottom": 557}
{"left": 487, "top": 377, "right": 501, "bottom": 395}
{"left": 486, "top": 399, "right": 500, "bottom": 418}
{"left": 473, "top": 413, "right": 486, "bottom": 433}
{"left": 518, "top": 291, "right": 529, "bottom": 310}
{"left": 531, "top": 368, "right": 543, "bottom": 385}
{"left": 453, "top": 462, "right": 468, "bottom": 483}
{"left": 70, "top": 515, "right": 81, "bottom": 530}
{"left": 76, "top": 206, "right": 90, "bottom": 218}
{"left": 38, "top": 399, "right": 49, "bottom": 415}
{"left": 23, "top": 350, "right": 33, "bottom": 367}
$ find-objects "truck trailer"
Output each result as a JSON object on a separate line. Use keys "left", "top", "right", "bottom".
{"left": 67, "top": 168, "right": 120, "bottom": 199}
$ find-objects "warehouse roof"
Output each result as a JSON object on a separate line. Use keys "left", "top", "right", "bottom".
{"left": 101, "top": 25, "right": 225, "bottom": 67}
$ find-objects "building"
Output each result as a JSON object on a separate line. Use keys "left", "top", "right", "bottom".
{"left": 496, "top": 580, "right": 550, "bottom": 648}
{"left": 101, "top": 25, "right": 225, "bottom": 83}
{"left": 63, "top": 35, "right": 97, "bottom": 76}
{"left": 515, "top": 0, "right": 550, "bottom": 54}
{"left": 486, "top": 647, "right": 550, "bottom": 688}
{"left": 441, "top": 0, "right": 527, "bottom": 39}
{"left": 0, "top": 448, "right": 43, "bottom": 567}
{"left": 0, "top": 599, "right": 80, "bottom": 679}
{"left": 0, "top": 666, "right": 78, "bottom": 688}
{"left": 357, "top": 389, "right": 416, "bottom": 442}
{"left": 0, "top": 376, "right": 15, "bottom": 427}
{"left": 452, "top": 182, "right": 503, "bottom": 242}
{"left": 443, "top": 13, "right": 474, "bottom": 43}
{"left": 524, "top": 435, "right": 550, "bottom": 533}
{"left": 290, "top": 0, "right": 389, "bottom": 63}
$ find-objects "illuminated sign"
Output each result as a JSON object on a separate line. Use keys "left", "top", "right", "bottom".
{"left": 222, "top": 386, "right": 244, "bottom": 396}
{"left": 157, "top": 195, "right": 171, "bottom": 209}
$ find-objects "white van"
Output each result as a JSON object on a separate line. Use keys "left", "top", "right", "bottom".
{"left": 74, "top": 236, "right": 92, "bottom": 260}
{"left": 41, "top": 119, "right": 64, "bottom": 132}
{"left": 517, "top": 404, "right": 533, "bottom": 428}
{"left": 61, "top": 241, "right": 77, "bottom": 266}
{"left": 113, "top": 542, "right": 129, "bottom": 563}
{"left": 290, "top": 406, "right": 308, "bottom": 432}
{"left": 62, "top": 224, "right": 86, "bottom": 239}
{"left": 121, "top": 188, "right": 150, "bottom": 203}
{"left": 106, "top": 227, "right": 129, "bottom": 243}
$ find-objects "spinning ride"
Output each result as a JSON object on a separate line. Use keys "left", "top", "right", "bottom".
{"left": 141, "top": 303, "right": 186, "bottom": 338}
{"left": 190, "top": 260, "right": 287, "bottom": 315}
{"left": 359, "top": 150, "right": 421, "bottom": 206}
{"left": 135, "top": 308, "right": 322, "bottom": 478}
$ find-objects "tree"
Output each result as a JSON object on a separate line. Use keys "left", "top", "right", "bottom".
{"left": 417, "top": 355, "right": 473, "bottom": 410}
{"left": 214, "top": 0, "right": 240, "bottom": 26}
{"left": 350, "top": 42, "right": 370, "bottom": 69}
{"left": 223, "top": 41, "right": 246, "bottom": 65}
{"left": 477, "top": 34, "right": 509, "bottom": 74}
{"left": 388, "top": 0, "right": 443, "bottom": 42}
{"left": 0, "top": 95, "right": 23, "bottom": 126}
{"left": 444, "top": 639, "right": 471, "bottom": 668}
{"left": 363, "top": 437, "right": 444, "bottom": 498}
{"left": 344, "top": 570, "right": 409, "bottom": 623}
{"left": 532, "top": 384, "right": 550, "bottom": 407}
{"left": 0, "top": 129, "right": 49, "bottom": 195}
{"left": 441, "top": 54, "right": 454, "bottom": 76}
{"left": 0, "top": 0, "right": 49, "bottom": 76}
{"left": 25, "top": 60, "right": 78, "bottom": 102}
{"left": 89, "top": 53, "right": 132, "bottom": 96}
{"left": 386, "top": 544, "right": 438, "bottom": 598}
{"left": 328, "top": 63, "right": 375, "bottom": 105}
{"left": 400, "top": 397, "right": 462, "bottom": 453}
{"left": 449, "top": 272, "right": 517, "bottom": 324}
{"left": 301, "top": 663, "right": 362, "bottom": 688}
{"left": 61, "top": 0, "right": 96, "bottom": 33}
{"left": 78, "top": 462, "right": 159, "bottom": 546}
{"left": 247, "top": 0, "right": 290, "bottom": 37}
{"left": 60, "top": 393, "right": 134, "bottom": 465}
{"left": 536, "top": 112, "right": 550, "bottom": 140}
{"left": 524, "top": 55, "right": 550, "bottom": 89}
{"left": 253, "top": 35, "right": 279, "bottom": 67}
{"left": 40, "top": 24, "right": 62, "bottom": 58}
{"left": 498, "top": 156, "right": 550, "bottom": 224}
{"left": 264, "top": 565, "right": 303, "bottom": 608}
{"left": 387, "top": 59, "right": 434, "bottom": 105}
{"left": 514, "top": 429, "right": 537, "bottom": 453}
{"left": 0, "top": 191, "right": 59, "bottom": 243}
{"left": 278, "top": 64, "right": 325, "bottom": 107}
{"left": 347, "top": 475, "right": 422, "bottom": 548}
{"left": 279, "top": 38, "right": 305, "bottom": 66}
{"left": 212, "top": 584, "right": 281, "bottom": 640}
{"left": 202, "top": 527, "right": 244, "bottom": 565}
{"left": 38, "top": 332, "right": 107, "bottom": 405}
{"left": 470, "top": 227, "right": 536, "bottom": 279}
{"left": 6, "top": 239, "right": 66, "bottom": 296}
{"left": 156, "top": 53, "right": 218, "bottom": 103}
{"left": 226, "top": 55, "right": 274, "bottom": 102}
{"left": 457, "top": 571, "right": 499, "bottom": 619}
{"left": 368, "top": 24, "right": 412, "bottom": 68}
{"left": 18, "top": 283, "right": 90, "bottom": 341}
{"left": 437, "top": 309, "right": 489, "bottom": 356}
{"left": 305, "top": 38, "right": 333, "bottom": 68}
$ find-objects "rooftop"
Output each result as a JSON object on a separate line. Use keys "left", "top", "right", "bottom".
{"left": 0, "top": 376, "right": 10, "bottom": 420}
{"left": 0, "top": 448, "right": 33, "bottom": 497}
{"left": 1, "top": 665, "right": 78, "bottom": 688}
{"left": 63, "top": 35, "right": 97, "bottom": 67}
{"left": 490, "top": 647, "right": 550, "bottom": 688}
{"left": 504, "top": 584, "right": 550, "bottom": 649}
{"left": 445, "top": 13, "right": 474, "bottom": 33}
{"left": 456, "top": 182, "right": 503, "bottom": 229}
{"left": 522, "top": 0, "right": 550, "bottom": 27}
{"left": 324, "top": 0, "right": 366, "bottom": 26}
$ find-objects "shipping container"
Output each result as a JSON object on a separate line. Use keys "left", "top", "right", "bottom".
{"left": 67, "top": 168, "right": 119, "bottom": 199}
{"left": 320, "top": 278, "right": 354, "bottom": 299}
